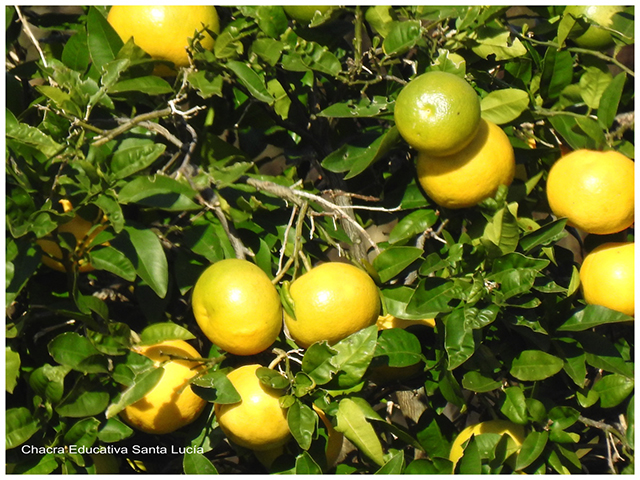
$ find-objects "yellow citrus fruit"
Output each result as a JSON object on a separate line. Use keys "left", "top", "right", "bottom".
{"left": 394, "top": 71, "right": 481, "bottom": 156}
{"left": 376, "top": 314, "right": 435, "bottom": 330}
{"left": 37, "top": 200, "right": 106, "bottom": 273}
{"left": 192, "top": 259, "right": 283, "bottom": 356}
{"left": 565, "top": 6, "right": 624, "bottom": 49}
{"left": 215, "top": 364, "right": 291, "bottom": 451}
{"left": 546, "top": 149, "right": 634, "bottom": 235}
{"left": 449, "top": 420, "right": 525, "bottom": 473}
{"left": 107, "top": 6, "right": 219, "bottom": 74}
{"left": 283, "top": 6, "right": 332, "bottom": 24}
{"left": 579, "top": 242, "right": 634, "bottom": 316}
{"left": 416, "top": 119, "right": 515, "bottom": 209}
{"left": 120, "top": 340, "right": 207, "bottom": 435}
{"left": 283, "top": 262, "right": 381, "bottom": 349}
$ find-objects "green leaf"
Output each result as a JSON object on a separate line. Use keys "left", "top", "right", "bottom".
{"left": 335, "top": 398, "right": 385, "bottom": 466}
{"left": 118, "top": 174, "right": 200, "bottom": 211}
{"left": 472, "top": 27, "right": 527, "bottom": 60}
{"left": 510, "top": 350, "right": 564, "bottom": 381}
{"left": 111, "top": 141, "right": 166, "bottom": 180}
{"left": 294, "top": 451, "right": 323, "bottom": 474}
{"left": 374, "top": 328, "right": 422, "bottom": 368}
{"left": 97, "top": 417, "right": 134, "bottom": 443}
{"left": 407, "top": 277, "right": 462, "bottom": 317}
{"left": 480, "top": 88, "right": 529, "bottom": 125}
{"left": 183, "top": 452, "right": 218, "bottom": 474}
{"left": 48, "top": 332, "right": 109, "bottom": 374}
{"left": 86, "top": 7, "right": 123, "bottom": 70}
{"left": 322, "top": 127, "right": 401, "bottom": 179}
{"left": 593, "top": 374, "right": 634, "bottom": 408}
{"left": 6, "top": 111, "right": 63, "bottom": 159}
{"left": 139, "top": 322, "right": 196, "bottom": 345}
{"left": 88, "top": 246, "right": 136, "bottom": 281}
{"left": 256, "top": 367, "right": 290, "bottom": 390}
{"left": 382, "top": 20, "right": 422, "bottom": 56}
{"left": 55, "top": 378, "right": 110, "bottom": 417}
{"left": 6, "top": 346, "right": 20, "bottom": 393}
{"left": 192, "top": 370, "right": 241, "bottom": 404}
{"left": 579, "top": 66, "right": 612, "bottom": 110}
{"left": 481, "top": 205, "right": 519, "bottom": 257}
{"left": 515, "top": 431, "right": 548, "bottom": 471}
{"left": 301, "top": 342, "right": 338, "bottom": 385}
{"left": 6, "top": 407, "right": 40, "bottom": 449}
{"left": 461, "top": 371, "right": 502, "bottom": 393}
{"left": 500, "top": 387, "right": 528, "bottom": 424}
{"left": 318, "top": 96, "right": 392, "bottom": 118}
{"left": 105, "top": 367, "right": 164, "bottom": 418}
{"left": 373, "top": 246, "right": 423, "bottom": 283}
{"left": 541, "top": 48, "right": 573, "bottom": 99}
{"left": 29, "top": 364, "right": 69, "bottom": 404}
{"left": 557, "top": 305, "right": 634, "bottom": 332}
{"left": 227, "top": 60, "right": 274, "bottom": 103}
{"left": 388, "top": 210, "right": 438, "bottom": 245}
{"left": 331, "top": 325, "right": 378, "bottom": 388}
{"left": 109, "top": 76, "right": 173, "bottom": 95}
{"left": 61, "top": 30, "right": 90, "bottom": 72}
{"left": 187, "top": 70, "right": 224, "bottom": 99}
{"left": 444, "top": 309, "right": 475, "bottom": 370}
{"left": 376, "top": 450, "right": 405, "bottom": 474}
{"left": 288, "top": 400, "right": 317, "bottom": 450}
{"left": 64, "top": 417, "right": 101, "bottom": 447}
{"left": 124, "top": 225, "right": 169, "bottom": 298}
{"left": 597, "top": 72, "right": 626, "bottom": 129}
{"left": 519, "top": 218, "right": 567, "bottom": 252}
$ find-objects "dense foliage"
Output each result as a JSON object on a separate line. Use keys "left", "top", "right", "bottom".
{"left": 5, "top": 5, "right": 634, "bottom": 474}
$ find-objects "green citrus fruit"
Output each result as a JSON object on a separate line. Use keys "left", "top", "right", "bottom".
{"left": 120, "top": 340, "right": 207, "bottom": 434}
{"left": 546, "top": 149, "right": 634, "bottom": 235}
{"left": 580, "top": 242, "right": 634, "bottom": 316}
{"left": 283, "top": 6, "right": 332, "bottom": 24}
{"left": 394, "top": 71, "right": 481, "bottom": 156}
{"left": 416, "top": 119, "right": 515, "bottom": 209}
{"left": 283, "top": 262, "right": 381, "bottom": 348}
{"left": 215, "top": 364, "right": 291, "bottom": 451}
{"left": 107, "top": 6, "right": 219, "bottom": 75}
{"left": 192, "top": 259, "right": 283, "bottom": 356}
{"left": 565, "top": 6, "right": 624, "bottom": 49}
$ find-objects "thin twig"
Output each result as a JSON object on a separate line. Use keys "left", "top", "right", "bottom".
{"left": 197, "top": 193, "right": 253, "bottom": 260}
{"left": 92, "top": 107, "right": 173, "bottom": 146}
{"left": 15, "top": 6, "right": 49, "bottom": 70}
{"left": 277, "top": 205, "right": 298, "bottom": 277}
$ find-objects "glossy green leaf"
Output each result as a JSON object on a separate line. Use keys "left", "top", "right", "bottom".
{"left": 383, "top": 20, "right": 422, "bottom": 56}
{"left": 6, "top": 407, "right": 40, "bottom": 449}
{"left": 139, "top": 322, "right": 196, "bottom": 345}
{"left": 330, "top": 326, "right": 377, "bottom": 388}
{"left": 597, "top": 72, "right": 626, "bottom": 129}
{"left": 183, "top": 452, "right": 218, "bottom": 474}
{"left": 557, "top": 305, "right": 634, "bottom": 332}
{"left": 86, "top": 7, "right": 123, "bottom": 70}
{"left": 288, "top": 400, "right": 317, "bottom": 450}
{"left": 510, "top": 350, "right": 564, "bottom": 381}
{"left": 373, "top": 246, "right": 423, "bottom": 283}
{"left": 376, "top": 450, "right": 405, "bottom": 474}
{"left": 192, "top": 370, "right": 241, "bottom": 404}
{"left": 480, "top": 88, "right": 529, "bottom": 124}
{"left": 374, "top": 328, "right": 422, "bottom": 368}
{"left": 227, "top": 60, "right": 274, "bottom": 104}
{"left": 444, "top": 309, "right": 475, "bottom": 370}
{"left": 388, "top": 209, "right": 438, "bottom": 245}
{"left": 335, "top": 398, "right": 385, "bottom": 466}
{"left": 88, "top": 246, "right": 136, "bottom": 281}
{"left": 97, "top": 417, "right": 134, "bottom": 443}
{"left": 6, "top": 346, "right": 20, "bottom": 394}
{"left": 56, "top": 378, "right": 110, "bottom": 417}
{"left": 593, "top": 374, "right": 634, "bottom": 408}
{"left": 48, "top": 332, "right": 109, "bottom": 374}
{"left": 515, "top": 431, "right": 548, "bottom": 471}
{"left": 105, "top": 366, "right": 164, "bottom": 418}
{"left": 109, "top": 76, "right": 173, "bottom": 95}
{"left": 124, "top": 225, "right": 169, "bottom": 298}
{"left": 500, "top": 386, "right": 528, "bottom": 424}
{"left": 111, "top": 141, "right": 166, "bottom": 180}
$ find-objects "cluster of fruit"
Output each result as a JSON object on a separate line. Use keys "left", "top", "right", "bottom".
{"left": 393, "top": 69, "right": 634, "bottom": 317}
{"left": 394, "top": 70, "right": 516, "bottom": 209}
